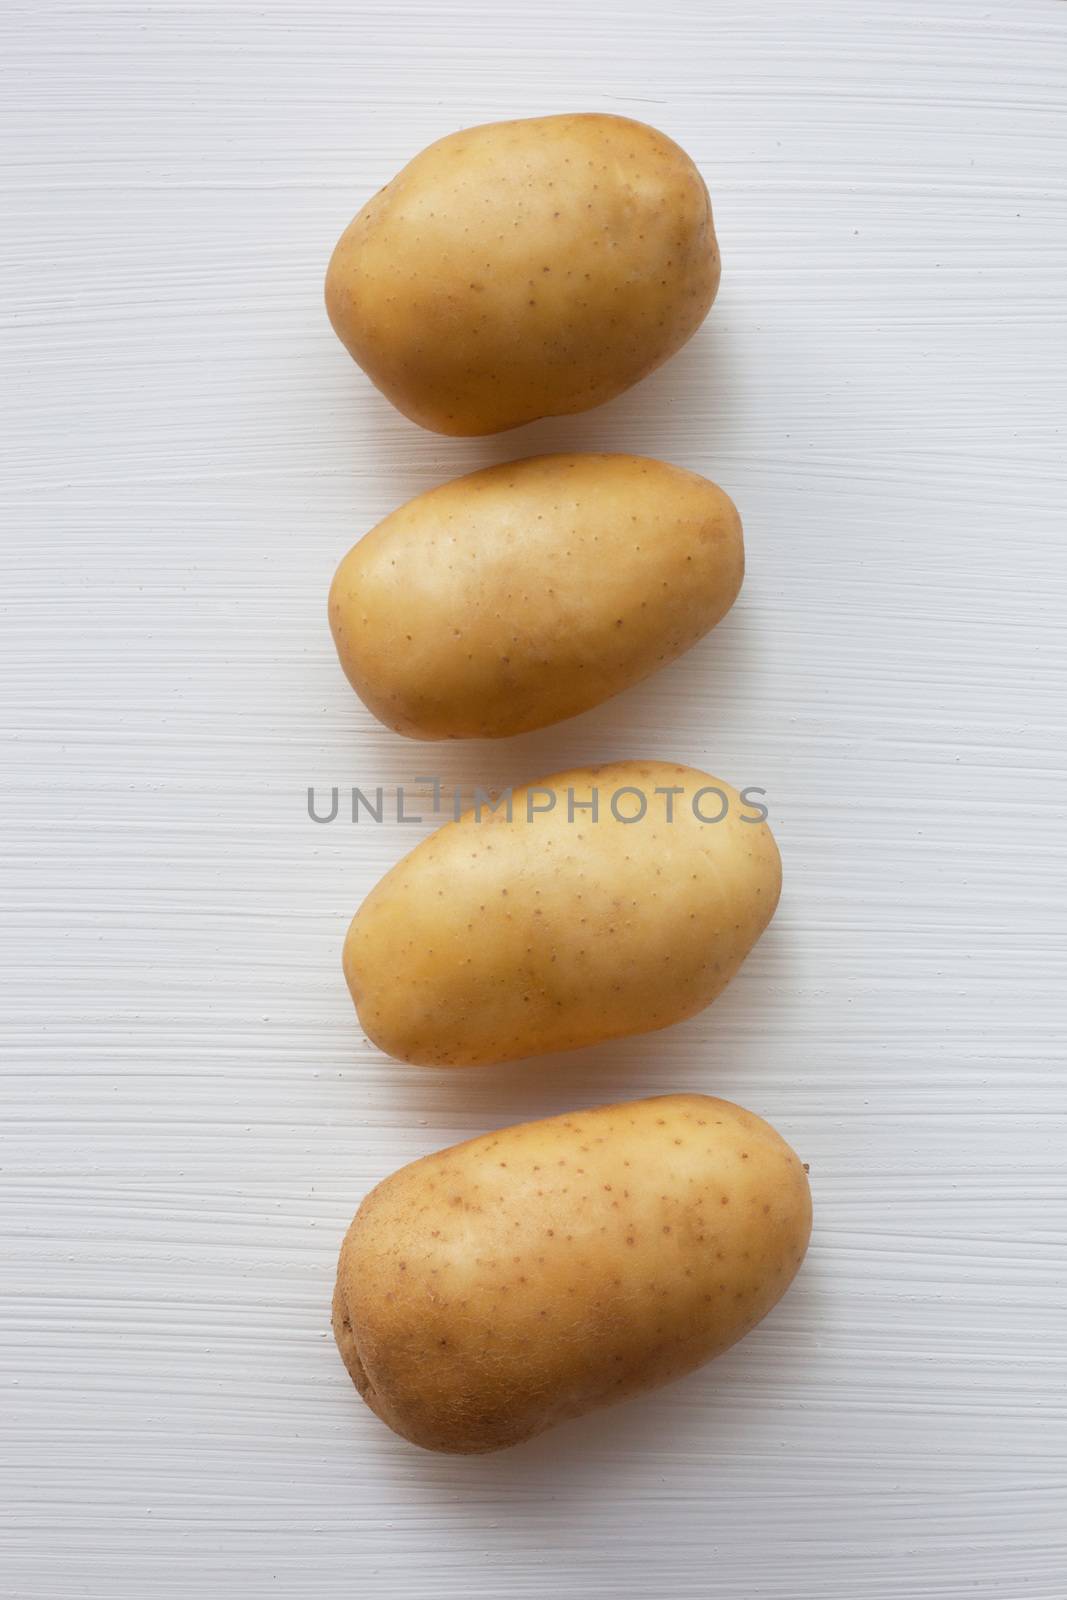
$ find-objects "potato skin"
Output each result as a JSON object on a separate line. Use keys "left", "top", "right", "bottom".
{"left": 333, "top": 1094, "right": 811, "bottom": 1454}
{"left": 325, "top": 114, "right": 720, "bottom": 435}
{"left": 343, "top": 761, "right": 780, "bottom": 1066}
{"left": 329, "top": 454, "right": 743, "bottom": 740}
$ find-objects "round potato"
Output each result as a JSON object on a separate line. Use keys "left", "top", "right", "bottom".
{"left": 333, "top": 1093, "right": 811, "bottom": 1454}
{"left": 343, "top": 761, "right": 780, "bottom": 1066}
{"left": 329, "top": 454, "right": 743, "bottom": 740}
{"left": 325, "top": 114, "right": 720, "bottom": 435}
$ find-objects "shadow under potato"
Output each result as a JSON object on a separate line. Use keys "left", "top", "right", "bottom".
{"left": 339, "top": 1253, "right": 823, "bottom": 1479}
{"left": 346, "top": 318, "right": 748, "bottom": 516}
{"left": 329, "top": 593, "right": 759, "bottom": 803}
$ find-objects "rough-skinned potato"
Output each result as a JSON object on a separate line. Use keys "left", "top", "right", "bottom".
{"left": 325, "top": 114, "right": 720, "bottom": 435}
{"left": 329, "top": 454, "right": 743, "bottom": 740}
{"left": 333, "top": 1094, "right": 811, "bottom": 1454}
{"left": 343, "top": 761, "right": 780, "bottom": 1066}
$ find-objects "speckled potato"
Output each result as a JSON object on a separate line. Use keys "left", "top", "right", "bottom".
{"left": 329, "top": 454, "right": 743, "bottom": 740}
{"left": 333, "top": 1094, "right": 811, "bottom": 1454}
{"left": 343, "top": 760, "right": 780, "bottom": 1066}
{"left": 325, "top": 113, "right": 720, "bottom": 435}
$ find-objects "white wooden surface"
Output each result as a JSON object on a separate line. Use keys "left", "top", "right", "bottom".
{"left": 2, "top": 2, "right": 1066, "bottom": 1595}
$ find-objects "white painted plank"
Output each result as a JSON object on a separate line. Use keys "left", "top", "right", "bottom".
{"left": 1, "top": 1, "right": 1065, "bottom": 1596}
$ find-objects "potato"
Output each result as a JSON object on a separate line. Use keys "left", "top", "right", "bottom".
{"left": 329, "top": 454, "right": 743, "bottom": 740}
{"left": 343, "top": 761, "right": 780, "bottom": 1066}
{"left": 333, "top": 1093, "right": 811, "bottom": 1453}
{"left": 325, "top": 114, "right": 720, "bottom": 435}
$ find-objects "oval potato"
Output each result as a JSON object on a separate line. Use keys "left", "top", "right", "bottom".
{"left": 329, "top": 454, "right": 743, "bottom": 740}
{"left": 325, "top": 114, "right": 720, "bottom": 435}
{"left": 333, "top": 1093, "right": 812, "bottom": 1454}
{"left": 343, "top": 761, "right": 780, "bottom": 1066}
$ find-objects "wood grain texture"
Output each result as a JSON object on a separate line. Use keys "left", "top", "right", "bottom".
{"left": 1, "top": 0, "right": 1065, "bottom": 1595}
